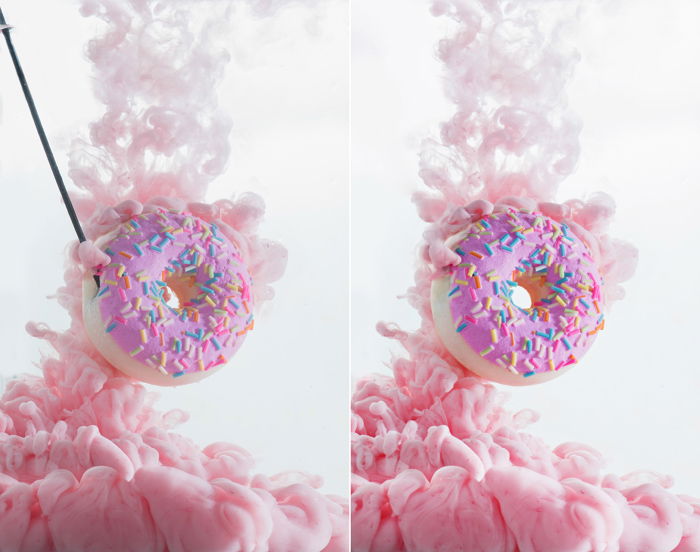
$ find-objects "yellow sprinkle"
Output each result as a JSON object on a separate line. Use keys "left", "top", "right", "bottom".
{"left": 490, "top": 329, "right": 498, "bottom": 343}
{"left": 548, "top": 359, "right": 556, "bottom": 371}
{"left": 467, "top": 264, "right": 477, "bottom": 277}
{"left": 205, "top": 295, "right": 216, "bottom": 307}
{"left": 198, "top": 359, "right": 205, "bottom": 371}
{"left": 510, "top": 352, "right": 517, "bottom": 366}
{"left": 160, "top": 352, "right": 167, "bottom": 366}
{"left": 140, "top": 329, "right": 147, "bottom": 343}
{"left": 104, "top": 279, "right": 118, "bottom": 286}
{"left": 555, "top": 295, "right": 567, "bottom": 307}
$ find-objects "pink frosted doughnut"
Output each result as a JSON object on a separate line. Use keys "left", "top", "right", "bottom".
{"left": 431, "top": 206, "right": 604, "bottom": 385}
{"left": 83, "top": 208, "right": 253, "bottom": 386}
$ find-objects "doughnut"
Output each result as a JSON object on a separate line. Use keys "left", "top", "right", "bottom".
{"left": 431, "top": 206, "right": 604, "bottom": 385}
{"left": 83, "top": 208, "right": 254, "bottom": 386}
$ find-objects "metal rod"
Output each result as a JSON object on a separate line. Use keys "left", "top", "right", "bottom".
{"left": 0, "top": 8, "right": 99, "bottom": 287}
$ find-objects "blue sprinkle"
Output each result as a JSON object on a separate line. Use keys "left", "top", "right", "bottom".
{"left": 506, "top": 280, "right": 517, "bottom": 287}
{"left": 148, "top": 234, "right": 160, "bottom": 244}
{"left": 551, "top": 286, "right": 565, "bottom": 294}
{"left": 523, "top": 371, "right": 536, "bottom": 378}
{"left": 493, "top": 282, "right": 499, "bottom": 294}
{"left": 156, "top": 280, "right": 167, "bottom": 287}
{"left": 559, "top": 244, "right": 566, "bottom": 256}
{"left": 175, "top": 340, "right": 182, "bottom": 353}
{"left": 211, "top": 337, "right": 221, "bottom": 351}
{"left": 105, "top": 322, "right": 117, "bottom": 333}
{"left": 209, "top": 244, "right": 216, "bottom": 257}
{"left": 535, "top": 331, "right": 550, "bottom": 339}
{"left": 562, "top": 337, "right": 572, "bottom": 350}
{"left": 529, "top": 248, "right": 541, "bottom": 258}
{"left": 133, "top": 244, "right": 143, "bottom": 256}
{"left": 149, "top": 246, "right": 163, "bottom": 252}
{"left": 456, "top": 323, "right": 468, "bottom": 332}
{"left": 499, "top": 233, "right": 510, "bottom": 243}
{"left": 228, "top": 299, "right": 240, "bottom": 309}
{"left": 130, "top": 219, "right": 140, "bottom": 229}
{"left": 580, "top": 299, "right": 591, "bottom": 309}
{"left": 481, "top": 219, "right": 491, "bottom": 229}
{"left": 455, "top": 247, "right": 465, "bottom": 256}
{"left": 142, "top": 283, "right": 149, "bottom": 295}
{"left": 185, "top": 331, "right": 199, "bottom": 339}
{"left": 164, "top": 232, "right": 175, "bottom": 241}
{"left": 526, "top": 340, "right": 532, "bottom": 353}
{"left": 448, "top": 286, "right": 460, "bottom": 297}
{"left": 484, "top": 243, "right": 493, "bottom": 256}
{"left": 501, "top": 245, "right": 513, "bottom": 252}
{"left": 158, "top": 237, "right": 169, "bottom": 249}
{"left": 172, "top": 371, "right": 185, "bottom": 378}
{"left": 105, "top": 248, "right": 115, "bottom": 256}
{"left": 149, "top": 310, "right": 156, "bottom": 322}
{"left": 97, "top": 286, "right": 109, "bottom": 297}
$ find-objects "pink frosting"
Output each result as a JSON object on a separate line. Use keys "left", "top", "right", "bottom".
{"left": 439, "top": 207, "right": 604, "bottom": 378}
{"left": 91, "top": 209, "right": 253, "bottom": 379}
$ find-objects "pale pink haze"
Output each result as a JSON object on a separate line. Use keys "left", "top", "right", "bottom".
{"left": 0, "top": 0, "right": 347, "bottom": 550}
{"left": 351, "top": 0, "right": 699, "bottom": 551}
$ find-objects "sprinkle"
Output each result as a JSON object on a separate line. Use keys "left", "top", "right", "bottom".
{"left": 129, "top": 346, "right": 144, "bottom": 357}
{"left": 480, "top": 346, "right": 494, "bottom": 356}
{"left": 105, "top": 322, "right": 117, "bottom": 333}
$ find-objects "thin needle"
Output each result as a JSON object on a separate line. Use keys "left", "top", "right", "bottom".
{"left": 0, "top": 8, "right": 99, "bottom": 287}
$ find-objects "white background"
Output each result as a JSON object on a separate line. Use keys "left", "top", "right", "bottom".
{"left": 352, "top": 1, "right": 700, "bottom": 496}
{"left": 0, "top": 1, "right": 348, "bottom": 496}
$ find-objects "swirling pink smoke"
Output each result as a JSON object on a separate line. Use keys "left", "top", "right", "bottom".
{"left": 351, "top": 1, "right": 699, "bottom": 551}
{"left": 0, "top": 1, "right": 347, "bottom": 550}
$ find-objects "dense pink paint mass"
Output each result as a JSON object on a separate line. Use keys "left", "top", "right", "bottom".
{"left": 0, "top": 0, "right": 347, "bottom": 550}
{"left": 351, "top": 0, "right": 698, "bottom": 550}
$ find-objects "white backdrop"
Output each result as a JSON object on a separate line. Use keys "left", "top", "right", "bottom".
{"left": 352, "top": 0, "right": 700, "bottom": 497}
{"left": 0, "top": 1, "right": 348, "bottom": 496}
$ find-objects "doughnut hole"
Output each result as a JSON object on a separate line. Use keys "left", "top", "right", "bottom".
{"left": 511, "top": 273, "right": 549, "bottom": 310}
{"left": 162, "top": 274, "right": 198, "bottom": 310}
